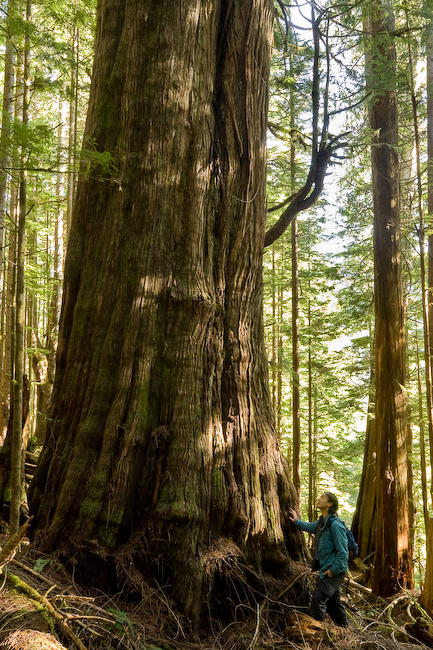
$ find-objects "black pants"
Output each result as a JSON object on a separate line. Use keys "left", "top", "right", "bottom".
{"left": 310, "top": 573, "right": 348, "bottom": 626}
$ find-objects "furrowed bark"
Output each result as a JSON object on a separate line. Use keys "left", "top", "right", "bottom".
{"left": 365, "top": 0, "right": 412, "bottom": 595}
{"left": 30, "top": 0, "right": 305, "bottom": 623}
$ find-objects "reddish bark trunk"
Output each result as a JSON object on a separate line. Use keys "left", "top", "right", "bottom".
{"left": 351, "top": 364, "right": 376, "bottom": 565}
{"left": 366, "top": 0, "right": 412, "bottom": 595}
{"left": 30, "top": 0, "right": 305, "bottom": 623}
{"left": 422, "top": 9, "right": 433, "bottom": 618}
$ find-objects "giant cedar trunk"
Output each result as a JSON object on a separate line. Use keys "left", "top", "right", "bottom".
{"left": 30, "top": 0, "right": 304, "bottom": 622}
{"left": 366, "top": 0, "right": 412, "bottom": 595}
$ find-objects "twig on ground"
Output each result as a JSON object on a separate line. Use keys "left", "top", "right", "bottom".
{"left": 154, "top": 580, "right": 186, "bottom": 639}
{"left": 346, "top": 577, "right": 372, "bottom": 596}
{"left": 276, "top": 570, "right": 312, "bottom": 600}
{"left": 292, "top": 611, "right": 309, "bottom": 650}
{"left": 247, "top": 603, "right": 261, "bottom": 650}
{"left": 11, "top": 558, "right": 55, "bottom": 586}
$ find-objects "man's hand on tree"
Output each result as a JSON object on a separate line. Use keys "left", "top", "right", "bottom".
{"left": 288, "top": 507, "right": 298, "bottom": 523}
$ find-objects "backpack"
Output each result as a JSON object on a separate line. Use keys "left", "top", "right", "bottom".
{"left": 329, "top": 516, "right": 359, "bottom": 561}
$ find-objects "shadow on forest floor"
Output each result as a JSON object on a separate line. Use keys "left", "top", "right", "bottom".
{"left": 0, "top": 537, "right": 432, "bottom": 650}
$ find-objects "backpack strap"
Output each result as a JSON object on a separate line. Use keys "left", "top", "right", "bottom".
{"left": 327, "top": 514, "right": 339, "bottom": 527}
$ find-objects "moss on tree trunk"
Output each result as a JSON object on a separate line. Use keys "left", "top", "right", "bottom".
{"left": 30, "top": 0, "right": 305, "bottom": 623}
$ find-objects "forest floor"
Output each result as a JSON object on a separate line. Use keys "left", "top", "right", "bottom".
{"left": 0, "top": 536, "right": 432, "bottom": 650}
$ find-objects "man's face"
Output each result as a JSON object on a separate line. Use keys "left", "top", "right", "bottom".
{"left": 317, "top": 493, "right": 332, "bottom": 510}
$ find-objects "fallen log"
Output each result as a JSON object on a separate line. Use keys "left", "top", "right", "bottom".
{"left": 346, "top": 577, "right": 372, "bottom": 596}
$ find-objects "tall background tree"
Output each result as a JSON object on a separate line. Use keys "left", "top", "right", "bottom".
{"left": 366, "top": 0, "right": 412, "bottom": 593}
{"left": 0, "top": 0, "right": 95, "bottom": 514}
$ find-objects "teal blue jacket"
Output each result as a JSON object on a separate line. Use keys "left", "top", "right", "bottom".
{"left": 295, "top": 514, "right": 349, "bottom": 578}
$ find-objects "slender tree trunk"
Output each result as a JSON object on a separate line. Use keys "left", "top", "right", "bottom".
{"left": 424, "top": 518, "right": 433, "bottom": 610}
{"left": 31, "top": 108, "right": 65, "bottom": 445}
{"left": 30, "top": 0, "right": 306, "bottom": 623}
{"left": 0, "top": 231, "right": 15, "bottom": 445}
{"left": 51, "top": 107, "right": 64, "bottom": 328}
{"left": 291, "top": 215, "right": 300, "bottom": 511}
{"left": 366, "top": 0, "right": 412, "bottom": 594}
{"left": 0, "top": 1, "right": 17, "bottom": 441}
{"left": 407, "top": 12, "right": 433, "bottom": 487}
{"left": 0, "top": 254, "right": 6, "bottom": 380}
{"left": 0, "top": 0, "right": 17, "bottom": 285}
{"left": 427, "top": 8, "right": 433, "bottom": 392}
{"left": 403, "top": 9, "right": 426, "bottom": 583}
{"left": 416, "top": 330, "right": 429, "bottom": 524}
{"left": 271, "top": 248, "right": 277, "bottom": 411}
{"left": 0, "top": 58, "right": 23, "bottom": 444}
{"left": 0, "top": 192, "right": 18, "bottom": 447}
{"left": 312, "top": 387, "right": 317, "bottom": 513}
{"left": 307, "top": 294, "right": 314, "bottom": 522}
{"left": 351, "top": 351, "right": 376, "bottom": 565}
{"left": 422, "top": 3, "right": 433, "bottom": 616}
{"left": 276, "top": 248, "right": 283, "bottom": 437}
{"left": 289, "top": 40, "right": 300, "bottom": 510}
{"left": 10, "top": 0, "right": 31, "bottom": 535}
{"left": 10, "top": 176, "right": 26, "bottom": 535}
{"left": 66, "top": 24, "right": 79, "bottom": 244}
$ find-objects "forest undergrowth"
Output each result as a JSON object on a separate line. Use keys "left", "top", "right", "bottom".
{"left": 0, "top": 524, "right": 433, "bottom": 650}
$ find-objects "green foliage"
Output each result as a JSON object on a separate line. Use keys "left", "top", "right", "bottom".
{"left": 33, "top": 557, "right": 51, "bottom": 573}
{"left": 266, "top": 0, "right": 433, "bottom": 570}
{"left": 266, "top": 0, "right": 372, "bottom": 511}
{"left": 80, "top": 137, "right": 119, "bottom": 179}
{"left": 107, "top": 608, "right": 134, "bottom": 634}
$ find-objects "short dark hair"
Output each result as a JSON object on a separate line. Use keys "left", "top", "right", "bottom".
{"left": 324, "top": 491, "right": 338, "bottom": 515}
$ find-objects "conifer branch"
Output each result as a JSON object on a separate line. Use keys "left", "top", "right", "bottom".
{"left": 265, "top": 10, "right": 343, "bottom": 248}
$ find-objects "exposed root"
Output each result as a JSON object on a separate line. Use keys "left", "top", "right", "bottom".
{"left": 0, "top": 542, "right": 432, "bottom": 650}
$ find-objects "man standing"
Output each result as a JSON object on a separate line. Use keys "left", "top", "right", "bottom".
{"left": 289, "top": 492, "right": 348, "bottom": 626}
